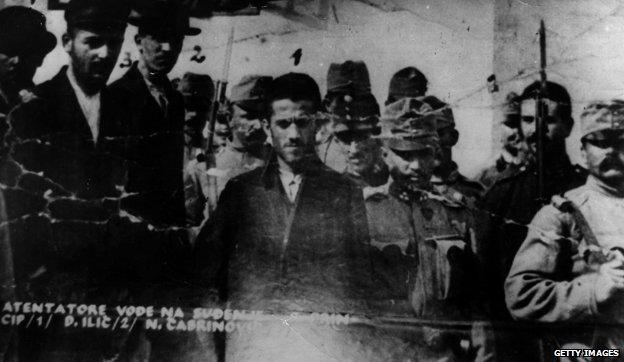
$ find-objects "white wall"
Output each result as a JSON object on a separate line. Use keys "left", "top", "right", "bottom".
{"left": 29, "top": 0, "right": 495, "bottom": 176}
{"left": 494, "top": 0, "right": 624, "bottom": 169}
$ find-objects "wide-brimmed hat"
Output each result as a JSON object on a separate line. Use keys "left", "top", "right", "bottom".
{"left": 129, "top": 0, "right": 200, "bottom": 36}
{"left": 0, "top": 6, "right": 56, "bottom": 58}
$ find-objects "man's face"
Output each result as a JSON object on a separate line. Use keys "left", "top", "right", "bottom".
{"left": 520, "top": 99, "right": 571, "bottom": 154}
{"left": 230, "top": 104, "right": 266, "bottom": 148}
{"left": 0, "top": 51, "right": 42, "bottom": 91}
{"left": 136, "top": 32, "right": 183, "bottom": 76}
{"left": 183, "top": 98, "right": 209, "bottom": 148}
{"left": 582, "top": 133, "right": 624, "bottom": 187}
{"left": 436, "top": 126, "right": 458, "bottom": 165}
{"left": 269, "top": 99, "right": 316, "bottom": 167}
{"left": 212, "top": 122, "right": 230, "bottom": 151}
{"left": 383, "top": 146, "right": 436, "bottom": 190}
{"left": 64, "top": 27, "right": 124, "bottom": 91}
{"left": 335, "top": 129, "right": 377, "bottom": 176}
{"left": 501, "top": 123, "right": 523, "bottom": 154}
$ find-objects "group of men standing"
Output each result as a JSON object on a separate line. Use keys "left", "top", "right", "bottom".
{"left": 0, "top": 0, "right": 624, "bottom": 361}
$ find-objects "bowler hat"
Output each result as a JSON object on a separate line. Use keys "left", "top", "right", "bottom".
{"left": 326, "top": 60, "right": 371, "bottom": 96}
{"left": 129, "top": 0, "right": 200, "bottom": 36}
{"left": 65, "top": 0, "right": 130, "bottom": 30}
{"left": 0, "top": 6, "right": 56, "bottom": 58}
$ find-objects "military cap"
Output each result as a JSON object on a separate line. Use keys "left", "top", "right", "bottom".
{"left": 379, "top": 98, "right": 439, "bottom": 151}
{"left": 580, "top": 100, "right": 624, "bottom": 140}
{"left": 387, "top": 67, "right": 428, "bottom": 104}
{"left": 0, "top": 6, "right": 56, "bottom": 58}
{"left": 230, "top": 75, "right": 272, "bottom": 114}
{"left": 178, "top": 72, "right": 214, "bottom": 108}
{"left": 420, "top": 95, "right": 455, "bottom": 131}
{"left": 129, "top": 0, "right": 200, "bottom": 36}
{"left": 326, "top": 60, "right": 371, "bottom": 96}
{"left": 502, "top": 91, "right": 520, "bottom": 127}
{"left": 65, "top": 0, "right": 130, "bottom": 30}
{"left": 332, "top": 93, "right": 381, "bottom": 135}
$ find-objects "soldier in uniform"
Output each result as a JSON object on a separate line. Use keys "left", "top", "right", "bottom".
{"left": 364, "top": 96, "right": 493, "bottom": 361}
{"left": 482, "top": 81, "right": 586, "bottom": 361}
{"left": 331, "top": 108, "right": 388, "bottom": 189}
{"left": 477, "top": 92, "right": 528, "bottom": 189}
{"left": 184, "top": 75, "right": 271, "bottom": 225}
{"left": 212, "top": 74, "right": 272, "bottom": 193}
{"left": 317, "top": 60, "right": 386, "bottom": 180}
{"left": 505, "top": 99, "right": 624, "bottom": 353}
{"left": 109, "top": 0, "right": 200, "bottom": 227}
{"left": 178, "top": 72, "right": 215, "bottom": 165}
{"left": 386, "top": 66, "right": 484, "bottom": 205}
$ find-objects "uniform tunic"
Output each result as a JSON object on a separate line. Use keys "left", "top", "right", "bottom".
{"left": 506, "top": 175, "right": 624, "bottom": 351}
{"left": 365, "top": 182, "right": 493, "bottom": 361}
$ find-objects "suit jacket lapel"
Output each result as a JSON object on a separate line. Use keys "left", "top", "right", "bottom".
{"left": 55, "top": 70, "right": 94, "bottom": 144}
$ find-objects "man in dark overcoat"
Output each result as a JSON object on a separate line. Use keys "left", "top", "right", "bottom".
{"left": 194, "top": 73, "right": 377, "bottom": 360}
{"left": 109, "top": 0, "right": 200, "bottom": 227}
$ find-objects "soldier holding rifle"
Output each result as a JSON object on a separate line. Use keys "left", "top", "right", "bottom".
{"left": 506, "top": 99, "right": 624, "bottom": 352}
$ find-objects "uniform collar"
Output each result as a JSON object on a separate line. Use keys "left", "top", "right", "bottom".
{"left": 586, "top": 174, "right": 624, "bottom": 198}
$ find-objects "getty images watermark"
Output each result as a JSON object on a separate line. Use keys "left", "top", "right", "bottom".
{"left": 554, "top": 349, "right": 620, "bottom": 358}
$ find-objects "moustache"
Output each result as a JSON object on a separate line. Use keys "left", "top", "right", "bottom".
{"left": 599, "top": 157, "right": 624, "bottom": 172}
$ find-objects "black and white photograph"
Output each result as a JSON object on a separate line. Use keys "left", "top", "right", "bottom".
{"left": 1, "top": 0, "right": 624, "bottom": 361}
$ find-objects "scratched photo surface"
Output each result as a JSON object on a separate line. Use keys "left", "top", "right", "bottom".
{"left": 1, "top": 0, "right": 623, "bottom": 361}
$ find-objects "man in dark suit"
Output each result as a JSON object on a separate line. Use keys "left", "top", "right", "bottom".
{"left": 5, "top": 1, "right": 130, "bottom": 359}
{"left": 194, "top": 73, "right": 374, "bottom": 360}
{"left": 0, "top": 6, "right": 56, "bottom": 117}
{"left": 9, "top": 0, "right": 128, "bottom": 199}
{"left": 109, "top": 0, "right": 200, "bottom": 227}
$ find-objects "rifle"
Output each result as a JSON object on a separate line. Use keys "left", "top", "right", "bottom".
{"left": 204, "top": 26, "right": 235, "bottom": 213}
{"left": 206, "top": 26, "right": 235, "bottom": 158}
{"left": 535, "top": 20, "right": 547, "bottom": 205}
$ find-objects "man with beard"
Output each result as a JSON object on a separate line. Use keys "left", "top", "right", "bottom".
{"left": 109, "top": 0, "right": 200, "bottom": 227}
{"left": 505, "top": 99, "right": 624, "bottom": 352}
{"left": 482, "top": 81, "right": 586, "bottom": 361}
{"left": 8, "top": 0, "right": 128, "bottom": 199}
{"left": 0, "top": 7, "right": 56, "bottom": 116}
{"left": 386, "top": 66, "right": 484, "bottom": 205}
{"left": 194, "top": 73, "right": 377, "bottom": 361}
{"left": 317, "top": 60, "right": 388, "bottom": 184}
{"left": 5, "top": 0, "right": 130, "bottom": 359}
{"left": 477, "top": 92, "right": 528, "bottom": 189}
{"left": 364, "top": 97, "right": 492, "bottom": 361}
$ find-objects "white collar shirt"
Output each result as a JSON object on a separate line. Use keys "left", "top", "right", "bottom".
{"left": 279, "top": 169, "right": 303, "bottom": 203}
{"left": 67, "top": 66, "right": 101, "bottom": 143}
